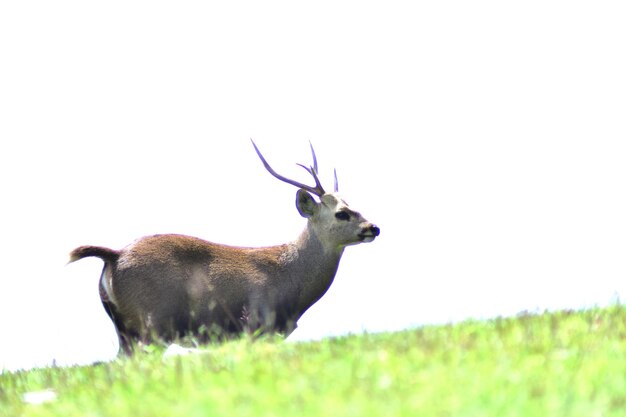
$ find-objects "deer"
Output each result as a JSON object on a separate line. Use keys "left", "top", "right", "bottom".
{"left": 68, "top": 140, "right": 380, "bottom": 354}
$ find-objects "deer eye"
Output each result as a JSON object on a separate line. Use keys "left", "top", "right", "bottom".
{"left": 335, "top": 211, "right": 351, "bottom": 221}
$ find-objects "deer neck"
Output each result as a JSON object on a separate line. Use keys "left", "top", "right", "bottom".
{"left": 284, "top": 223, "right": 344, "bottom": 315}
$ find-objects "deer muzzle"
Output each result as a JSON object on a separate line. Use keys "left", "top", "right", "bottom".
{"left": 358, "top": 224, "right": 380, "bottom": 242}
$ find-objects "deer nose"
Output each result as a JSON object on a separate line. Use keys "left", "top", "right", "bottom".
{"left": 370, "top": 225, "right": 380, "bottom": 236}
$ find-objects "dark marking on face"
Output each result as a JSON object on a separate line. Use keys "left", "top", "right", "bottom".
{"left": 335, "top": 211, "right": 351, "bottom": 221}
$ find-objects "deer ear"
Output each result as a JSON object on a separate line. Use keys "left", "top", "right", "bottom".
{"left": 296, "top": 189, "right": 319, "bottom": 218}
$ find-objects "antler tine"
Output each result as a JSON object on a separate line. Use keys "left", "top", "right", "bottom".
{"left": 251, "top": 139, "right": 326, "bottom": 196}
{"left": 334, "top": 168, "right": 339, "bottom": 192}
{"left": 308, "top": 140, "right": 319, "bottom": 174}
{"left": 298, "top": 140, "right": 325, "bottom": 193}
{"left": 297, "top": 163, "right": 325, "bottom": 195}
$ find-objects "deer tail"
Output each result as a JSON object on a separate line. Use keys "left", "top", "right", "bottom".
{"left": 68, "top": 245, "right": 120, "bottom": 264}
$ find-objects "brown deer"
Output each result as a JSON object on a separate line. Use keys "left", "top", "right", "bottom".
{"left": 68, "top": 140, "right": 380, "bottom": 354}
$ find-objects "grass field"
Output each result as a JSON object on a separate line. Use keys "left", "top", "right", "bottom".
{"left": 2, "top": 306, "right": 626, "bottom": 416}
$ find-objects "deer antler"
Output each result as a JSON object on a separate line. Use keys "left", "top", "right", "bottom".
{"left": 251, "top": 139, "right": 327, "bottom": 197}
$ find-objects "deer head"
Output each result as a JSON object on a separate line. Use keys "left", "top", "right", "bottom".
{"left": 251, "top": 140, "right": 380, "bottom": 250}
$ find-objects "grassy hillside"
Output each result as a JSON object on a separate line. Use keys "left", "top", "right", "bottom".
{"left": 2, "top": 306, "right": 626, "bottom": 416}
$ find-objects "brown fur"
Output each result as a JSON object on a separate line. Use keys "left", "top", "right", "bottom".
{"left": 69, "top": 229, "right": 344, "bottom": 354}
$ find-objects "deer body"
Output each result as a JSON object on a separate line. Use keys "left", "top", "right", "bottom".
{"left": 69, "top": 142, "right": 379, "bottom": 354}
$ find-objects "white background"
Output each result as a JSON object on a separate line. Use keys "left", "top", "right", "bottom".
{"left": 1, "top": 1, "right": 625, "bottom": 371}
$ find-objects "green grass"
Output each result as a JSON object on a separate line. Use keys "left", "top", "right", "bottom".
{"left": 2, "top": 306, "right": 626, "bottom": 416}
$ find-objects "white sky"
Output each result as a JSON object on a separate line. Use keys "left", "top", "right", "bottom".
{"left": 1, "top": 1, "right": 625, "bottom": 371}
